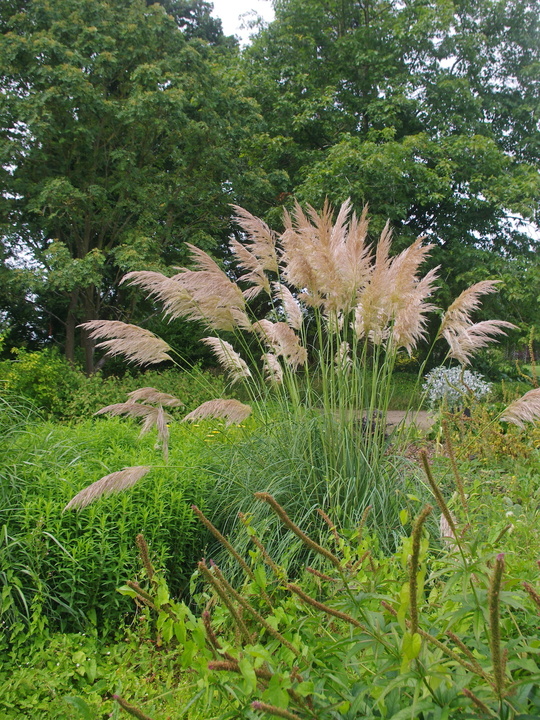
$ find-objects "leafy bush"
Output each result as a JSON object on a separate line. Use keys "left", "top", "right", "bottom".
{"left": 0, "top": 347, "right": 228, "bottom": 422}
{"left": 116, "top": 462, "right": 540, "bottom": 720}
{"left": 61, "top": 365, "right": 227, "bottom": 421}
{"left": 423, "top": 365, "right": 492, "bottom": 410}
{"left": 0, "top": 347, "right": 85, "bottom": 416}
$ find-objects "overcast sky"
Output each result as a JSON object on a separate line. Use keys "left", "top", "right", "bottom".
{"left": 210, "top": 0, "right": 275, "bottom": 44}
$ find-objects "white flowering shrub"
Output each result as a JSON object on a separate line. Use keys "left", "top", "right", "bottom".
{"left": 423, "top": 366, "right": 492, "bottom": 409}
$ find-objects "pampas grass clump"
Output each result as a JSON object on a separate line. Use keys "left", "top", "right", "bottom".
{"left": 66, "top": 200, "right": 533, "bottom": 564}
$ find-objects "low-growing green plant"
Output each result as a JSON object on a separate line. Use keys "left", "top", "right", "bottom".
{"left": 0, "top": 417, "right": 213, "bottom": 635}
{"left": 114, "top": 457, "right": 540, "bottom": 720}
{"left": 0, "top": 628, "right": 194, "bottom": 719}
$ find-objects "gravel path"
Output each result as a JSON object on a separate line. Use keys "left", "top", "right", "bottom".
{"left": 386, "top": 410, "right": 435, "bottom": 432}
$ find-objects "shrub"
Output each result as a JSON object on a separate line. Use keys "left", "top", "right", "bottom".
{"left": 423, "top": 365, "right": 492, "bottom": 410}
{"left": 0, "top": 418, "right": 212, "bottom": 635}
{"left": 0, "top": 347, "right": 84, "bottom": 415}
{"left": 61, "top": 365, "right": 227, "bottom": 421}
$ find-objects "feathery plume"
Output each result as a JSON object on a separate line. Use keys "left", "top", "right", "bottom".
{"left": 439, "top": 280, "right": 516, "bottom": 363}
{"left": 391, "top": 266, "right": 438, "bottom": 353}
{"left": 123, "top": 245, "right": 251, "bottom": 332}
{"left": 182, "top": 399, "right": 252, "bottom": 426}
{"left": 441, "top": 280, "right": 500, "bottom": 332}
{"left": 253, "top": 320, "right": 307, "bottom": 368}
{"left": 94, "top": 402, "right": 156, "bottom": 419}
{"left": 439, "top": 513, "right": 459, "bottom": 553}
{"left": 64, "top": 466, "right": 151, "bottom": 510}
{"left": 154, "top": 406, "right": 169, "bottom": 460}
{"left": 126, "top": 387, "right": 183, "bottom": 406}
{"left": 201, "top": 337, "right": 252, "bottom": 384}
{"left": 501, "top": 388, "right": 540, "bottom": 428}
{"left": 335, "top": 341, "right": 352, "bottom": 372}
{"left": 95, "top": 402, "right": 171, "bottom": 459}
{"left": 81, "top": 320, "right": 172, "bottom": 365}
{"left": 272, "top": 282, "right": 303, "bottom": 330}
{"left": 231, "top": 205, "right": 279, "bottom": 273}
{"left": 229, "top": 237, "right": 271, "bottom": 298}
{"left": 281, "top": 199, "right": 372, "bottom": 314}
{"left": 353, "top": 233, "right": 436, "bottom": 352}
{"left": 445, "top": 320, "right": 516, "bottom": 365}
{"left": 262, "top": 353, "right": 283, "bottom": 384}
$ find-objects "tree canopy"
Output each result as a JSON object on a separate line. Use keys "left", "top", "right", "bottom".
{"left": 0, "top": 0, "right": 259, "bottom": 370}
{"left": 1, "top": 0, "right": 539, "bottom": 367}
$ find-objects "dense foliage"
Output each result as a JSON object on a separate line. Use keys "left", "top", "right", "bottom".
{"left": 0, "top": 371, "right": 230, "bottom": 634}
{"left": 1, "top": 0, "right": 539, "bottom": 365}
{"left": 115, "top": 465, "right": 540, "bottom": 720}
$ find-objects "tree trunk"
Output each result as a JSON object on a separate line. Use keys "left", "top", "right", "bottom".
{"left": 65, "top": 289, "right": 80, "bottom": 365}
{"left": 81, "top": 286, "right": 97, "bottom": 375}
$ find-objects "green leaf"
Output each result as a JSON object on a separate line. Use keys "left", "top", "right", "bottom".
{"left": 263, "top": 675, "right": 289, "bottom": 708}
{"left": 156, "top": 583, "right": 170, "bottom": 608}
{"left": 238, "top": 657, "right": 257, "bottom": 693}
{"left": 63, "top": 696, "right": 94, "bottom": 720}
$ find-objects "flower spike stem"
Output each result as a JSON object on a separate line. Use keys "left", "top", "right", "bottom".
{"left": 254, "top": 493, "right": 342, "bottom": 569}
{"left": 489, "top": 553, "right": 507, "bottom": 698}
{"left": 461, "top": 688, "right": 496, "bottom": 717}
{"left": 420, "top": 451, "right": 458, "bottom": 539}
{"left": 523, "top": 581, "right": 540, "bottom": 613}
{"left": 192, "top": 505, "right": 256, "bottom": 582}
{"left": 287, "top": 583, "right": 367, "bottom": 631}
{"left": 135, "top": 533, "right": 154, "bottom": 581}
{"left": 113, "top": 695, "right": 155, "bottom": 720}
{"left": 198, "top": 561, "right": 252, "bottom": 645}
{"left": 442, "top": 421, "right": 467, "bottom": 511}
{"left": 210, "top": 562, "right": 300, "bottom": 657}
{"left": 251, "top": 701, "right": 303, "bottom": 720}
{"left": 409, "top": 505, "right": 432, "bottom": 635}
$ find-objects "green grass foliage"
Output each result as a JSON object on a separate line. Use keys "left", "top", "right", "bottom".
{"left": 0, "top": 403, "right": 216, "bottom": 635}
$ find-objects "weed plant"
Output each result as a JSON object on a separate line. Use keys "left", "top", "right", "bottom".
{"left": 116, "top": 454, "right": 540, "bottom": 720}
